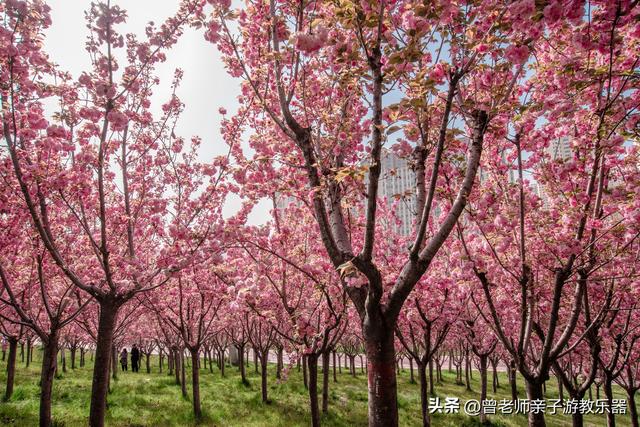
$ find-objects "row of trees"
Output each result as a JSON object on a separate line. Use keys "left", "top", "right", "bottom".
{"left": 1, "top": 0, "right": 639, "bottom": 427}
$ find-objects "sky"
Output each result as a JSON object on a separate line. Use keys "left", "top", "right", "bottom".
{"left": 44, "top": 0, "right": 271, "bottom": 224}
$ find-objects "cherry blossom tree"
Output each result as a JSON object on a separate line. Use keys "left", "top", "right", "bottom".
{"left": 203, "top": 0, "right": 547, "bottom": 423}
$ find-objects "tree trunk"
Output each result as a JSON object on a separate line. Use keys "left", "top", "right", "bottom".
{"left": 409, "top": 358, "right": 415, "bottom": 384}
{"left": 479, "top": 354, "right": 488, "bottom": 424}
{"left": 303, "top": 355, "right": 308, "bottom": 389}
{"left": 39, "top": 334, "right": 58, "bottom": 427}
{"left": 418, "top": 362, "right": 430, "bottom": 427}
{"left": 181, "top": 350, "right": 187, "bottom": 398}
{"left": 603, "top": 378, "right": 616, "bottom": 427}
{"left": 174, "top": 349, "right": 181, "bottom": 385}
{"left": 146, "top": 353, "right": 151, "bottom": 373}
{"left": 464, "top": 351, "right": 471, "bottom": 391}
{"left": 509, "top": 360, "right": 518, "bottom": 400}
{"left": 277, "top": 347, "right": 283, "bottom": 379}
{"left": 428, "top": 358, "right": 435, "bottom": 394}
{"left": 190, "top": 349, "right": 201, "bottom": 419}
{"left": 628, "top": 390, "right": 638, "bottom": 427}
{"left": 26, "top": 338, "right": 31, "bottom": 367}
{"left": 238, "top": 344, "right": 248, "bottom": 385}
{"left": 111, "top": 347, "right": 117, "bottom": 380}
{"left": 253, "top": 348, "right": 259, "bottom": 374}
{"left": 3, "top": 337, "right": 17, "bottom": 401}
{"left": 365, "top": 331, "right": 398, "bottom": 427}
{"left": 61, "top": 348, "right": 66, "bottom": 373}
{"left": 322, "top": 351, "right": 330, "bottom": 413}
{"left": 526, "top": 381, "right": 547, "bottom": 427}
{"left": 572, "top": 411, "right": 584, "bottom": 427}
{"left": 332, "top": 351, "right": 337, "bottom": 383}
{"left": 219, "top": 350, "right": 225, "bottom": 377}
{"left": 307, "top": 353, "right": 320, "bottom": 427}
{"left": 338, "top": 354, "right": 342, "bottom": 374}
{"left": 491, "top": 360, "right": 497, "bottom": 392}
{"left": 89, "top": 303, "right": 118, "bottom": 427}
{"left": 260, "top": 352, "right": 269, "bottom": 403}
{"left": 71, "top": 348, "right": 76, "bottom": 370}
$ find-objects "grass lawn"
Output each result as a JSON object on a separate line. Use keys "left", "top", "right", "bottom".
{"left": 0, "top": 348, "right": 636, "bottom": 426}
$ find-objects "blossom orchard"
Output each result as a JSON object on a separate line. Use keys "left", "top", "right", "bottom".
{"left": 1, "top": 1, "right": 639, "bottom": 427}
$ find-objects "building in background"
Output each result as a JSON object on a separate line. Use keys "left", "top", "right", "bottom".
{"left": 375, "top": 150, "right": 417, "bottom": 236}
{"left": 547, "top": 136, "right": 572, "bottom": 161}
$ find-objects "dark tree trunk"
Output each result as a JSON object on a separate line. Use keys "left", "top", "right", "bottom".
{"left": 70, "top": 348, "right": 76, "bottom": 370}
{"left": 174, "top": 349, "right": 181, "bottom": 385}
{"left": 603, "top": 378, "right": 616, "bottom": 427}
{"left": 479, "top": 354, "right": 488, "bottom": 424}
{"left": 464, "top": 351, "right": 471, "bottom": 391}
{"left": 238, "top": 344, "right": 248, "bottom": 385}
{"left": 253, "top": 348, "right": 259, "bottom": 374}
{"left": 307, "top": 353, "right": 320, "bottom": 427}
{"left": 365, "top": 330, "right": 398, "bottom": 427}
{"left": 111, "top": 347, "right": 117, "bottom": 380}
{"left": 61, "top": 348, "right": 66, "bottom": 373}
{"left": 190, "top": 349, "right": 201, "bottom": 419}
{"left": 509, "top": 360, "right": 518, "bottom": 400}
{"left": 181, "top": 350, "right": 187, "bottom": 398}
{"left": 428, "top": 358, "right": 435, "bottom": 394}
{"left": 418, "top": 362, "right": 430, "bottom": 427}
{"left": 526, "top": 381, "right": 547, "bottom": 427}
{"left": 332, "top": 351, "right": 337, "bottom": 383}
{"left": 277, "top": 347, "right": 283, "bottom": 380}
{"left": 338, "top": 354, "right": 342, "bottom": 374}
{"left": 39, "top": 334, "right": 58, "bottom": 427}
{"left": 260, "top": 352, "right": 269, "bottom": 403}
{"left": 491, "top": 360, "right": 498, "bottom": 392}
{"left": 349, "top": 356, "right": 356, "bottom": 377}
{"left": 26, "top": 338, "right": 31, "bottom": 368}
{"left": 572, "top": 411, "right": 584, "bottom": 427}
{"left": 89, "top": 303, "right": 118, "bottom": 427}
{"left": 146, "top": 353, "right": 151, "bottom": 373}
{"left": 303, "top": 355, "right": 308, "bottom": 389}
{"left": 219, "top": 350, "right": 225, "bottom": 377}
{"left": 322, "top": 351, "right": 330, "bottom": 413}
{"left": 409, "top": 358, "right": 415, "bottom": 383}
{"left": 4, "top": 337, "right": 17, "bottom": 401}
{"left": 628, "top": 390, "right": 638, "bottom": 427}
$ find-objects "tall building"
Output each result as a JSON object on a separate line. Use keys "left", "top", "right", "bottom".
{"left": 375, "top": 150, "right": 417, "bottom": 236}
{"left": 547, "top": 136, "right": 572, "bottom": 161}
{"left": 274, "top": 150, "right": 419, "bottom": 236}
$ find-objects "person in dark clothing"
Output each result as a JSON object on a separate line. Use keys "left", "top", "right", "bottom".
{"left": 131, "top": 344, "right": 140, "bottom": 372}
{"left": 120, "top": 348, "right": 128, "bottom": 371}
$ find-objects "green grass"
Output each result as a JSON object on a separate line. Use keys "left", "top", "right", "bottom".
{"left": 0, "top": 348, "right": 636, "bottom": 426}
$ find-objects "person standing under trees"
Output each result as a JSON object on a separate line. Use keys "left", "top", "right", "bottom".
{"left": 131, "top": 345, "right": 140, "bottom": 373}
{"left": 120, "top": 349, "right": 128, "bottom": 372}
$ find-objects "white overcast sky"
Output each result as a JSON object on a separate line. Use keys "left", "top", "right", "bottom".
{"left": 45, "top": 0, "right": 270, "bottom": 224}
